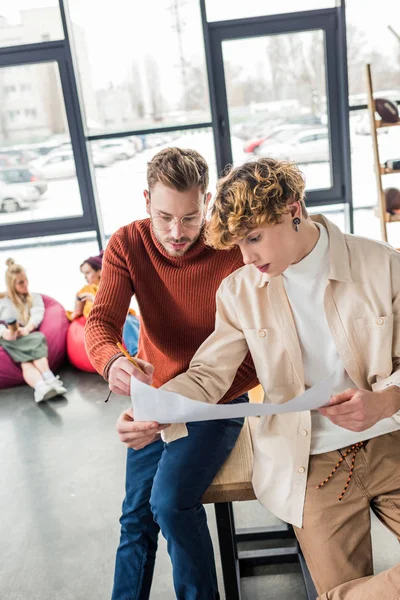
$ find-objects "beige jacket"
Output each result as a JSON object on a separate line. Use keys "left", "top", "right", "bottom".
{"left": 162, "top": 215, "right": 400, "bottom": 527}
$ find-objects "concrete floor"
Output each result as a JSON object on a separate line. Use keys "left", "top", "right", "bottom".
{"left": 1, "top": 367, "right": 399, "bottom": 600}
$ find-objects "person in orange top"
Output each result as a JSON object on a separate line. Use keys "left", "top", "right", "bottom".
{"left": 68, "top": 250, "right": 140, "bottom": 357}
{"left": 85, "top": 148, "right": 258, "bottom": 600}
{"left": 67, "top": 251, "right": 103, "bottom": 321}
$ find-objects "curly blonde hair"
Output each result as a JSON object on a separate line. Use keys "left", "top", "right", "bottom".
{"left": 205, "top": 158, "right": 307, "bottom": 249}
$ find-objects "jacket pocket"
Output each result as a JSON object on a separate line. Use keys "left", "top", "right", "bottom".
{"left": 243, "top": 328, "right": 294, "bottom": 390}
{"left": 353, "top": 313, "right": 394, "bottom": 379}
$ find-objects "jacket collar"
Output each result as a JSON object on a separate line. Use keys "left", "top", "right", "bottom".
{"left": 257, "top": 214, "right": 353, "bottom": 288}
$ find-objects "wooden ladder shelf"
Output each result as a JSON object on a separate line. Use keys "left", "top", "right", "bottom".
{"left": 365, "top": 63, "right": 400, "bottom": 242}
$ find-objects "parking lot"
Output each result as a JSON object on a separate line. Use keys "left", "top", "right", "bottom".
{"left": 1, "top": 121, "right": 400, "bottom": 247}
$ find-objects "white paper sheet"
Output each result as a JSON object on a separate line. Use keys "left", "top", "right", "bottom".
{"left": 131, "top": 374, "right": 334, "bottom": 423}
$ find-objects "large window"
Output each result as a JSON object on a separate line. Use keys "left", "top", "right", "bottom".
{"left": 5, "top": 0, "right": 393, "bottom": 252}
{"left": 205, "top": 0, "right": 336, "bottom": 22}
{"left": 68, "top": 0, "right": 211, "bottom": 135}
{"left": 345, "top": 0, "right": 400, "bottom": 244}
{"left": 0, "top": 62, "right": 84, "bottom": 227}
{"left": 222, "top": 30, "right": 332, "bottom": 191}
{"left": 346, "top": 0, "right": 400, "bottom": 104}
{"left": 0, "top": 1, "right": 64, "bottom": 47}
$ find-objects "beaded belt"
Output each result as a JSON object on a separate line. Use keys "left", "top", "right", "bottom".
{"left": 315, "top": 441, "right": 366, "bottom": 502}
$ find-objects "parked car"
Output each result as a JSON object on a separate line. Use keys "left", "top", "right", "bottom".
{"left": 31, "top": 148, "right": 113, "bottom": 179}
{"left": 0, "top": 181, "right": 39, "bottom": 213}
{"left": 31, "top": 150, "right": 76, "bottom": 179}
{"left": 0, "top": 166, "right": 48, "bottom": 195}
{"left": 91, "top": 148, "right": 115, "bottom": 168}
{"left": 245, "top": 124, "right": 309, "bottom": 155}
{"left": 257, "top": 127, "right": 330, "bottom": 164}
{"left": 243, "top": 137, "right": 267, "bottom": 154}
{"left": 98, "top": 139, "right": 135, "bottom": 160}
{"left": 0, "top": 153, "right": 18, "bottom": 167}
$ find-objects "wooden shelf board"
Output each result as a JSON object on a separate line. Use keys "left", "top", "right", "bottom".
{"left": 379, "top": 166, "right": 400, "bottom": 175}
{"left": 375, "top": 119, "right": 400, "bottom": 129}
{"left": 387, "top": 213, "right": 400, "bottom": 223}
{"left": 373, "top": 207, "right": 400, "bottom": 223}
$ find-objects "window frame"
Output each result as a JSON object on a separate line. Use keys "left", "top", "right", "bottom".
{"left": 0, "top": 0, "right": 104, "bottom": 246}
{"left": 203, "top": 7, "right": 353, "bottom": 215}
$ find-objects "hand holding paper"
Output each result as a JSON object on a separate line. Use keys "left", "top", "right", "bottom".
{"left": 131, "top": 374, "right": 334, "bottom": 423}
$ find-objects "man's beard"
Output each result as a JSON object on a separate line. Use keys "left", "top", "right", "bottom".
{"left": 154, "top": 230, "right": 202, "bottom": 256}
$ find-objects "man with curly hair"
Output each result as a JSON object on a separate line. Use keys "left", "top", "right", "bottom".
{"left": 160, "top": 158, "right": 400, "bottom": 600}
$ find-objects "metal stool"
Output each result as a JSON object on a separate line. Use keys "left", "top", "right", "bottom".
{"left": 203, "top": 418, "right": 317, "bottom": 600}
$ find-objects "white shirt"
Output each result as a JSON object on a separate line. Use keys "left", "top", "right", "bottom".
{"left": 0, "top": 293, "right": 45, "bottom": 336}
{"left": 283, "top": 223, "right": 400, "bottom": 454}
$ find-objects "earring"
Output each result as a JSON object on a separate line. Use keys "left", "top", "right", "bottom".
{"left": 292, "top": 217, "right": 301, "bottom": 232}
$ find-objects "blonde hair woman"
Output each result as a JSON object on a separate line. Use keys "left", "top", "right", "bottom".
{"left": 0, "top": 259, "right": 67, "bottom": 403}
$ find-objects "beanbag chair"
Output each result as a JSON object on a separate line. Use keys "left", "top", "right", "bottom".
{"left": 0, "top": 294, "right": 69, "bottom": 389}
{"left": 66, "top": 315, "right": 96, "bottom": 373}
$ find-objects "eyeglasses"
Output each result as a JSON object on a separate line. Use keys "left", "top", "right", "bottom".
{"left": 151, "top": 213, "right": 205, "bottom": 231}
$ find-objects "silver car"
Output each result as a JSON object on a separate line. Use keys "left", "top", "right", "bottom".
{"left": 0, "top": 181, "right": 39, "bottom": 213}
{"left": 0, "top": 166, "right": 48, "bottom": 195}
{"left": 257, "top": 127, "right": 330, "bottom": 164}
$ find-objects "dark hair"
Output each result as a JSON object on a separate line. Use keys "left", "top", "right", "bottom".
{"left": 81, "top": 250, "right": 104, "bottom": 271}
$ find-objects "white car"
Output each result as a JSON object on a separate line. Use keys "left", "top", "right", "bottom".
{"left": 31, "top": 148, "right": 114, "bottom": 179}
{"left": 257, "top": 127, "right": 330, "bottom": 164}
{"left": 98, "top": 139, "right": 135, "bottom": 160}
{"left": 0, "top": 181, "right": 39, "bottom": 213}
{"left": 31, "top": 150, "right": 76, "bottom": 179}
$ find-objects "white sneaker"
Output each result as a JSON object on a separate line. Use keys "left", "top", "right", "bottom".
{"left": 34, "top": 383, "right": 59, "bottom": 404}
{"left": 46, "top": 375, "right": 67, "bottom": 396}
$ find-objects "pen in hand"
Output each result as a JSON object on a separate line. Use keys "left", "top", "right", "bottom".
{"left": 116, "top": 342, "right": 146, "bottom": 374}
{"left": 105, "top": 343, "right": 149, "bottom": 402}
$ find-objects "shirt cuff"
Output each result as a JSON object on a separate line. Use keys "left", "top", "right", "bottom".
{"left": 161, "top": 423, "right": 188, "bottom": 443}
{"left": 386, "top": 383, "right": 400, "bottom": 423}
{"left": 103, "top": 352, "right": 124, "bottom": 381}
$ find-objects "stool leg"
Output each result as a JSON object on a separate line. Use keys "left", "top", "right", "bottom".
{"left": 214, "top": 502, "right": 241, "bottom": 600}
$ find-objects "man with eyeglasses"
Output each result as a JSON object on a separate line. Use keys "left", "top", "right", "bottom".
{"left": 86, "top": 147, "right": 257, "bottom": 600}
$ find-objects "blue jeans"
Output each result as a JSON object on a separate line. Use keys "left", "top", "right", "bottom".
{"left": 111, "top": 394, "right": 248, "bottom": 600}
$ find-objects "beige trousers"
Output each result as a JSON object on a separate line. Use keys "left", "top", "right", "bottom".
{"left": 294, "top": 430, "right": 400, "bottom": 600}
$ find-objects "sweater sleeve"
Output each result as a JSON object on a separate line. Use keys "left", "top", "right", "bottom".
{"left": 28, "top": 294, "right": 45, "bottom": 329}
{"left": 85, "top": 229, "right": 135, "bottom": 379}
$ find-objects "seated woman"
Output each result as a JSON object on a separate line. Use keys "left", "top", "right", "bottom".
{"left": 67, "top": 252, "right": 139, "bottom": 371}
{"left": 0, "top": 258, "right": 67, "bottom": 403}
{"left": 67, "top": 251, "right": 103, "bottom": 322}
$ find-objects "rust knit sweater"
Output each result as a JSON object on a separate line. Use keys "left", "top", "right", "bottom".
{"left": 86, "top": 218, "right": 258, "bottom": 401}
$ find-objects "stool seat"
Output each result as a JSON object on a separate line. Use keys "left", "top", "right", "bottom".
{"left": 202, "top": 418, "right": 257, "bottom": 504}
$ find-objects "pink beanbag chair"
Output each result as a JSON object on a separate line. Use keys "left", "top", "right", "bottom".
{"left": 0, "top": 294, "right": 69, "bottom": 389}
{"left": 66, "top": 316, "right": 96, "bottom": 373}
